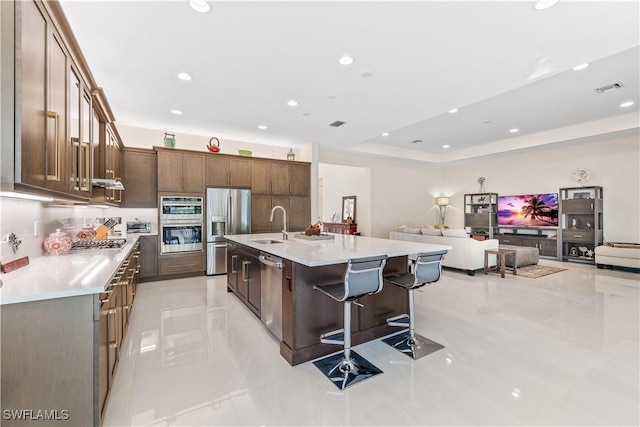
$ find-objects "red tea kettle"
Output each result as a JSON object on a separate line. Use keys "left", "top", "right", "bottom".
{"left": 207, "top": 137, "right": 221, "bottom": 153}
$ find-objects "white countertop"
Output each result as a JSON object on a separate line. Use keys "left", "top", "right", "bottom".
{"left": 224, "top": 233, "right": 451, "bottom": 267}
{"left": 0, "top": 235, "right": 144, "bottom": 306}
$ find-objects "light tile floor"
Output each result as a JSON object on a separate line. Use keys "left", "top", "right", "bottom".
{"left": 104, "top": 260, "right": 639, "bottom": 426}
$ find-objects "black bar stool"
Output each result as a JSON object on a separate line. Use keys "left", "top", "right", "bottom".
{"left": 312, "top": 255, "right": 388, "bottom": 390}
{"left": 383, "top": 250, "right": 447, "bottom": 359}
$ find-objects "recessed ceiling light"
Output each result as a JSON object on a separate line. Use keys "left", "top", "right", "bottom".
{"left": 620, "top": 101, "right": 635, "bottom": 108}
{"left": 287, "top": 100, "right": 298, "bottom": 107}
{"left": 257, "top": 125, "right": 268, "bottom": 130}
{"left": 572, "top": 63, "right": 589, "bottom": 71}
{"left": 189, "top": 0, "right": 210, "bottom": 13}
{"left": 510, "top": 128, "right": 519, "bottom": 133}
{"left": 171, "top": 109, "right": 183, "bottom": 115}
{"left": 442, "top": 145, "right": 450, "bottom": 149}
{"left": 338, "top": 55, "right": 354, "bottom": 66}
{"left": 382, "top": 132, "right": 389, "bottom": 136}
{"left": 448, "top": 108, "right": 458, "bottom": 114}
{"left": 177, "top": 72, "right": 192, "bottom": 81}
{"left": 533, "top": 0, "right": 560, "bottom": 11}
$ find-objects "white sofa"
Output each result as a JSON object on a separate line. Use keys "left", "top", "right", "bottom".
{"left": 390, "top": 229, "right": 499, "bottom": 275}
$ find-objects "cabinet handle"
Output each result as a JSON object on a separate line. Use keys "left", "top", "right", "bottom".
{"left": 231, "top": 255, "right": 238, "bottom": 273}
{"left": 242, "top": 260, "right": 250, "bottom": 281}
{"left": 286, "top": 276, "right": 292, "bottom": 292}
{"left": 590, "top": 202, "right": 594, "bottom": 210}
{"left": 573, "top": 235, "right": 582, "bottom": 238}
{"left": 46, "top": 111, "right": 61, "bottom": 181}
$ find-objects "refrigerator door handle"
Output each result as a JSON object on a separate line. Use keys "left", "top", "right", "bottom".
{"left": 228, "top": 193, "right": 233, "bottom": 234}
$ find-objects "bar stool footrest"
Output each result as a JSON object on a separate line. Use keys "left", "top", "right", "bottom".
{"left": 320, "top": 329, "right": 344, "bottom": 345}
{"left": 386, "top": 313, "right": 409, "bottom": 328}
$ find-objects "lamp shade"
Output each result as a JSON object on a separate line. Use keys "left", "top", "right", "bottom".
{"left": 436, "top": 197, "right": 450, "bottom": 206}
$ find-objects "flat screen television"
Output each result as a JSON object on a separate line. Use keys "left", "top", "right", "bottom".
{"left": 497, "top": 193, "right": 559, "bottom": 227}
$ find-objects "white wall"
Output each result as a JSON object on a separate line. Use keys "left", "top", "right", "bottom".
{"left": 318, "top": 163, "right": 371, "bottom": 235}
{"left": 319, "top": 149, "right": 443, "bottom": 238}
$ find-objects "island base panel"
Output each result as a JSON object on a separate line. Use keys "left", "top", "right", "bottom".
{"left": 281, "top": 256, "right": 410, "bottom": 366}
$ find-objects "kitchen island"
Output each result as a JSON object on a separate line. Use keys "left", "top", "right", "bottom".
{"left": 224, "top": 233, "right": 451, "bottom": 365}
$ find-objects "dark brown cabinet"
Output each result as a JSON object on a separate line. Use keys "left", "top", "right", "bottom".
{"left": 226, "top": 242, "right": 239, "bottom": 291}
{"left": 289, "top": 196, "right": 312, "bottom": 232}
{"left": 92, "top": 122, "right": 123, "bottom": 205}
{"left": 157, "top": 148, "right": 205, "bottom": 193}
{"left": 251, "top": 160, "right": 290, "bottom": 195}
{"left": 122, "top": 148, "right": 157, "bottom": 208}
{"left": 251, "top": 160, "right": 310, "bottom": 232}
{"left": 139, "top": 235, "right": 158, "bottom": 280}
{"left": 252, "top": 194, "right": 290, "bottom": 233}
{"left": 7, "top": 0, "right": 132, "bottom": 203}
{"left": 205, "top": 155, "right": 252, "bottom": 187}
{"left": 289, "top": 163, "right": 310, "bottom": 196}
{"left": 19, "top": 0, "right": 72, "bottom": 195}
{"left": 227, "top": 245, "right": 261, "bottom": 316}
{"left": 157, "top": 252, "right": 205, "bottom": 276}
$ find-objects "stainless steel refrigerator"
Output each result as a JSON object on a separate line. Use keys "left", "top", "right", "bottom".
{"left": 206, "top": 188, "right": 251, "bottom": 275}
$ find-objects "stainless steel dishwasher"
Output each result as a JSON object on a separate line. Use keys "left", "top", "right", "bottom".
{"left": 259, "top": 252, "right": 283, "bottom": 340}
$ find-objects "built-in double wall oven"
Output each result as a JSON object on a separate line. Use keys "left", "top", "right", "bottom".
{"left": 160, "top": 196, "right": 204, "bottom": 254}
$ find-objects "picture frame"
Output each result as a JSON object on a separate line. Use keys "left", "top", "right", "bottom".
{"left": 573, "top": 192, "right": 590, "bottom": 199}
{"left": 342, "top": 196, "right": 356, "bottom": 223}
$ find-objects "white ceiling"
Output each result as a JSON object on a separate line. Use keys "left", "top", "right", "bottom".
{"left": 59, "top": 0, "right": 640, "bottom": 163}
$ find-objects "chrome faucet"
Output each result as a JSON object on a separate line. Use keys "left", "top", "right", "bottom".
{"left": 269, "top": 205, "right": 288, "bottom": 240}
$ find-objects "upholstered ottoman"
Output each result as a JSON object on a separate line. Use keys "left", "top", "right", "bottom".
{"left": 595, "top": 244, "right": 640, "bottom": 269}
{"left": 499, "top": 245, "right": 539, "bottom": 268}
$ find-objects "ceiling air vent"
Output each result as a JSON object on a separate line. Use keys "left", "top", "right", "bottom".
{"left": 411, "top": 139, "right": 423, "bottom": 144}
{"left": 329, "top": 120, "right": 346, "bottom": 127}
{"left": 595, "top": 82, "right": 624, "bottom": 94}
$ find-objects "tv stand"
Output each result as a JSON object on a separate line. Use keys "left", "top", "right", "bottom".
{"left": 495, "top": 226, "right": 558, "bottom": 258}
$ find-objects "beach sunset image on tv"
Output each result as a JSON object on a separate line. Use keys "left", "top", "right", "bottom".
{"left": 497, "top": 193, "right": 559, "bottom": 227}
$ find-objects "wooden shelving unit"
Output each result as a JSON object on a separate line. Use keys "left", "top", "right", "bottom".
{"left": 558, "top": 186, "right": 603, "bottom": 264}
{"left": 464, "top": 193, "right": 498, "bottom": 239}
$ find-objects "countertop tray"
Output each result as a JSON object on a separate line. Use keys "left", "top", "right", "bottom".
{"left": 294, "top": 233, "right": 335, "bottom": 240}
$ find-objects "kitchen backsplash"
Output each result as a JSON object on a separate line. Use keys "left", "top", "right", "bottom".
{"left": 0, "top": 197, "right": 157, "bottom": 265}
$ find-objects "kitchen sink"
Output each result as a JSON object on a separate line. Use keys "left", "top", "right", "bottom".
{"left": 251, "top": 239, "right": 283, "bottom": 244}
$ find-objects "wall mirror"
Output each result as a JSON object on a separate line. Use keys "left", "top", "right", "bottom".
{"left": 342, "top": 196, "right": 356, "bottom": 222}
